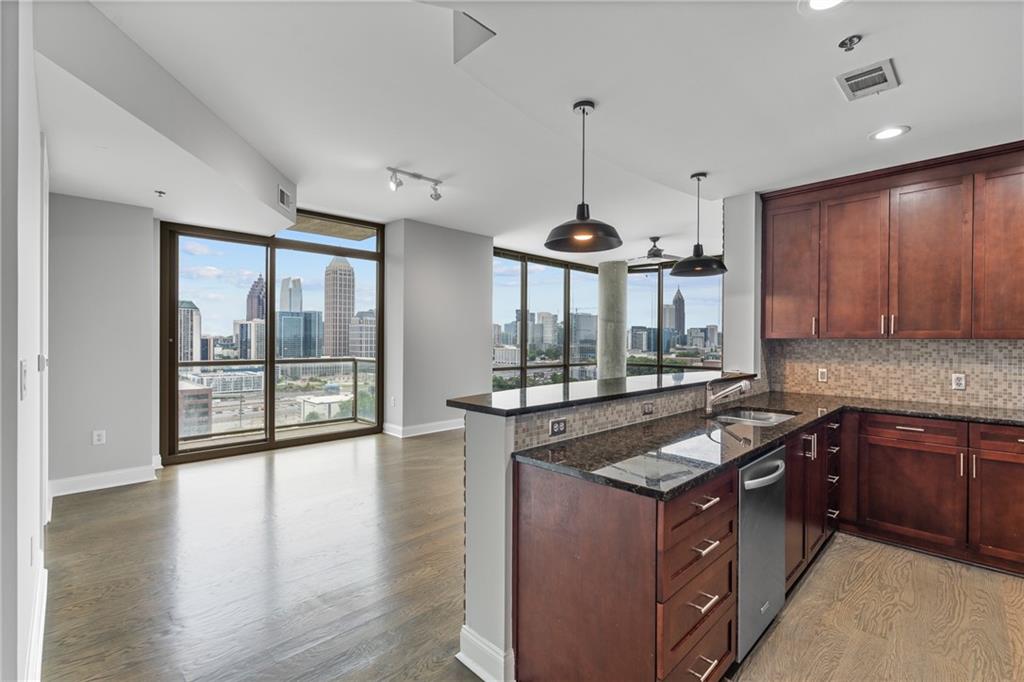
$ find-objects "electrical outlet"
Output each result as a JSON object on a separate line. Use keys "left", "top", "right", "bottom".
{"left": 549, "top": 418, "right": 567, "bottom": 437}
{"left": 641, "top": 401, "right": 655, "bottom": 416}
{"left": 91, "top": 430, "right": 106, "bottom": 446}
{"left": 817, "top": 368, "right": 828, "bottom": 383}
{"left": 390, "top": 396, "right": 396, "bottom": 407}
{"left": 951, "top": 373, "right": 966, "bottom": 391}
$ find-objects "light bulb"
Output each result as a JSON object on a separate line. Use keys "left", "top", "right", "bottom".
{"left": 870, "top": 125, "right": 911, "bottom": 140}
{"left": 389, "top": 172, "right": 403, "bottom": 192}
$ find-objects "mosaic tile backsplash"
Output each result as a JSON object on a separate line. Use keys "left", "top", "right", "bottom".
{"left": 766, "top": 339, "right": 1024, "bottom": 410}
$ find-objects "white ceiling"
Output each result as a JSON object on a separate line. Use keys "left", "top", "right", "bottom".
{"left": 60, "top": 1, "right": 1024, "bottom": 265}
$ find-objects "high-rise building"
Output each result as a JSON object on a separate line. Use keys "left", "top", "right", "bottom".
{"left": 662, "top": 304, "right": 675, "bottom": 330}
{"left": 673, "top": 288, "right": 686, "bottom": 342}
{"left": 570, "top": 312, "right": 597, "bottom": 361}
{"left": 350, "top": 310, "right": 377, "bottom": 358}
{"left": 178, "top": 380, "right": 212, "bottom": 437}
{"left": 706, "top": 324, "right": 719, "bottom": 349}
{"left": 178, "top": 300, "right": 202, "bottom": 361}
{"left": 246, "top": 274, "right": 266, "bottom": 321}
{"left": 277, "top": 312, "right": 305, "bottom": 358}
{"left": 302, "top": 311, "right": 323, "bottom": 357}
{"left": 324, "top": 257, "right": 355, "bottom": 356}
{"left": 279, "top": 276, "right": 303, "bottom": 312}
{"left": 503, "top": 321, "right": 519, "bottom": 346}
{"left": 687, "top": 327, "right": 706, "bottom": 350}
{"left": 537, "top": 312, "right": 558, "bottom": 348}
{"left": 629, "top": 326, "right": 648, "bottom": 352}
{"left": 237, "top": 319, "right": 266, "bottom": 360}
{"left": 492, "top": 324, "right": 502, "bottom": 346}
{"left": 200, "top": 336, "right": 215, "bottom": 361}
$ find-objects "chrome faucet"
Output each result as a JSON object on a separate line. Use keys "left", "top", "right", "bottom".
{"left": 705, "top": 378, "right": 751, "bottom": 415}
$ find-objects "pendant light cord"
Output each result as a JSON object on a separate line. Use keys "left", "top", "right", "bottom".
{"left": 581, "top": 108, "right": 587, "bottom": 204}
{"left": 695, "top": 174, "right": 701, "bottom": 243}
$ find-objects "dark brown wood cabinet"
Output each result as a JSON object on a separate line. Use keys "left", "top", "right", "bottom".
{"left": 763, "top": 202, "right": 820, "bottom": 339}
{"left": 889, "top": 175, "right": 974, "bottom": 338}
{"left": 784, "top": 422, "right": 831, "bottom": 590}
{"left": 783, "top": 433, "right": 806, "bottom": 586}
{"left": 858, "top": 434, "right": 968, "bottom": 548}
{"left": 969, "top": 448, "right": 1024, "bottom": 565}
{"left": 973, "top": 164, "right": 1024, "bottom": 338}
{"left": 819, "top": 191, "right": 889, "bottom": 338}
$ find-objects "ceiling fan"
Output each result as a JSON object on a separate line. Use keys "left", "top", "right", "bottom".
{"left": 625, "top": 237, "right": 682, "bottom": 267}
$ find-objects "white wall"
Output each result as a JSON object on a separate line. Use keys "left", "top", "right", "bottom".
{"left": 1, "top": 1, "right": 48, "bottom": 678}
{"left": 722, "top": 192, "right": 761, "bottom": 375}
{"left": 48, "top": 195, "right": 157, "bottom": 489}
{"left": 384, "top": 219, "right": 492, "bottom": 437}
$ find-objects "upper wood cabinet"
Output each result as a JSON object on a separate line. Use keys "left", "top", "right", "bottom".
{"left": 889, "top": 175, "right": 974, "bottom": 338}
{"left": 973, "top": 165, "right": 1024, "bottom": 338}
{"left": 762, "top": 143, "right": 1024, "bottom": 340}
{"left": 763, "top": 202, "right": 820, "bottom": 339}
{"left": 819, "top": 191, "right": 889, "bottom": 338}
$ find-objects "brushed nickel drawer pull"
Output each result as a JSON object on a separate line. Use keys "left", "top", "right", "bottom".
{"left": 691, "top": 495, "right": 721, "bottom": 512}
{"left": 827, "top": 474, "right": 840, "bottom": 484}
{"left": 895, "top": 425, "right": 926, "bottom": 432}
{"left": 1018, "top": 438, "right": 1024, "bottom": 444}
{"left": 891, "top": 314, "right": 896, "bottom": 335}
{"left": 802, "top": 433, "right": 817, "bottom": 460}
{"left": 827, "top": 422, "right": 840, "bottom": 430}
{"left": 972, "top": 453, "right": 977, "bottom": 479}
{"left": 960, "top": 452, "right": 965, "bottom": 477}
{"left": 688, "top": 655, "right": 720, "bottom": 682}
{"left": 692, "top": 538, "right": 721, "bottom": 557}
{"left": 828, "top": 446, "right": 840, "bottom": 454}
{"left": 881, "top": 314, "right": 886, "bottom": 336}
{"left": 827, "top": 509, "right": 840, "bottom": 519}
{"left": 686, "top": 591, "right": 721, "bottom": 615}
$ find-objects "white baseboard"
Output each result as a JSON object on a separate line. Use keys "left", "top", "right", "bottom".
{"left": 152, "top": 454, "right": 163, "bottom": 469}
{"left": 50, "top": 465, "right": 156, "bottom": 498}
{"left": 456, "top": 625, "right": 514, "bottom": 681}
{"left": 25, "top": 567, "right": 47, "bottom": 682}
{"left": 383, "top": 417, "right": 464, "bottom": 439}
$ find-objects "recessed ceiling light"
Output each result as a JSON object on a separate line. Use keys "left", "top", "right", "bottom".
{"left": 870, "top": 125, "right": 911, "bottom": 140}
{"left": 809, "top": 0, "right": 845, "bottom": 10}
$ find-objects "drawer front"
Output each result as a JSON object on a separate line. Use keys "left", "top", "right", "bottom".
{"left": 970, "top": 422, "right": 1024, "bottom": 454}
{"left": 861, "top": 413, "right": 967, "bottom": 447}
{"left": 659, "top": 508, "right": 737, "bottom": 601}
{"left": 657, "top": 548, "right": 736, "bottom": 679}
{"left": 663, "top": 604, "right": 736, "bottom": 682}
{"left": 660, "top": 469, "right": 737, "bottom": 552}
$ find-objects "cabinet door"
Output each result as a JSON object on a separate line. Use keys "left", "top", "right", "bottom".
{"left": 784, "top": 435, "right": 807, "bottom": 586}
{"left": 764, "top": 202, "right": 820, "bottom": 339}
{"left": 803, "top": 425, "right": 829, "bottom": 557}
{"left": 969, "top": 449, "right": 1024, "bottom": 565}
{"left": 819, "top": 191, "right": 889, "bottom": 338}
{"left": 974, "top": 165, "right": 1024, "bottom": 338}
{"left": 889, "top": 176, "right": 973, "bottom": 338}
{"left": 858, "top": 435, "right": 967, "bottom": 547}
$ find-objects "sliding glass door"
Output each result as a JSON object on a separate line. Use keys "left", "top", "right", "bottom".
{"left": 162, "top": 211, "right": 383, "bottom": 463}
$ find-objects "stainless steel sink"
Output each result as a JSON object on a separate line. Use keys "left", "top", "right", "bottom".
{"left": 713, "top": 407, "right": 796, "bottom": 427}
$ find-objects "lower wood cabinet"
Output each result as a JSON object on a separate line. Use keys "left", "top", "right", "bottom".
{"left": 785, "top": 421, "right": 832, "bottom": 590}
{"left": 969, "top": 448, "right": 1024, "bottom": 564}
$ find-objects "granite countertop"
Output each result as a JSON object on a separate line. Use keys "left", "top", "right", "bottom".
{"left": 512, "top": 391, "right": 1024, "bottom": 502}
{"left": 446, "top": 370, "right": 756, "bottom": 417}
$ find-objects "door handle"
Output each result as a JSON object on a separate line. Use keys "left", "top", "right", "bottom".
{"left": 691, "top": 495, "right": 720, "bottom": 512}
{"left": 687, "top": 656, "right": 720, "bottom": 682}
{"left": 959, "top": 452, "right": 965, "bottom": 477}
{"left": 743, "top": 460, "right": 786, "bottom": 490}
{"left": 811, "top": 316, "right": 817, "bottom": 336}
{"left": 827, "top": 509, "right": 840, "bottom": 519}
{"left": 692, "top": 538, "right": 721, "bottom": 557}
{"left": 972, "top": 453, "right": 977, "bottom": 479}
{"left": 827, "top": 474, "right": 839, "bottom": 484}
{"left": 890, "top": 314, "right": 896, "bottom": 335}
{"left": 895, "top": 426, "right": 925, "bottom": 433}
{"left": 686, "top": 591, "right": 721, "bottom": 615}
{"left": 827, "top": 422, "right": 840, "bottom": 430}
{"left": 881, "top": 314, "right": 886, "bottom": 336}
{"left": 827, "top": 446, "right": 840, "bottom": 454}
{"left": 802, "top": 433, "right": 817, "bottom": 460}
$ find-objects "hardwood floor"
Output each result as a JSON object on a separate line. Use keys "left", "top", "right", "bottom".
{"left": 44, "top": 433, "right": 1024, "bottom": 681}
{"left": 736, "top": 533, "right": 1024, "bottom": 681}
{"left": 43, "top": 430, "right": 478, "bottom": 681}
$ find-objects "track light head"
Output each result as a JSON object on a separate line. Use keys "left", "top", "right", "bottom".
{"left": 389, "top": 171, "right": 403, "bottom": 192}
{"left": 430, "top": 183, "right": 442, "bottom": 201}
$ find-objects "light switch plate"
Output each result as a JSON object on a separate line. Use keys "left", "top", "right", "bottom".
{"left": 951, "top": 373, "right": 966, "bottom": 391}
{"left": 817, "top": 368, "right": 828, "bottom": 383}
{"left": 91, "top": 430, "right": 106, "bottom": 446}
{"left": 549, "top": 418, "right": 567, "bottom": 437}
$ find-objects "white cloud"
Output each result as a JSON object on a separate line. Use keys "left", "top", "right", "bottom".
{"left": 181, "top": 240, "right": 221, "bottom": 257}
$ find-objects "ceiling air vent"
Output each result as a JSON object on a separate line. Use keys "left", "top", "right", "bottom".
{"left": 278, "top": 185, "right": 293, "bottom": 211}
{"left": 836, "top": 58, "right": 900, "bottom": 101}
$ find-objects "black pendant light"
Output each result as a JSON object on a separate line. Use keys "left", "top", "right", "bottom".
{"left": 670, "top": 172, "right": 728, "bottom": 277}
{"left": 545, "top": 100, "right": 623, "bottom": 253}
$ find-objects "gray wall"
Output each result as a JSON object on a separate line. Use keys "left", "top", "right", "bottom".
{"left": 49, "top": 194, "right": 156, "bottom": 479}
{"left": 384, "top": 219, "right": 492, "bottom": 434}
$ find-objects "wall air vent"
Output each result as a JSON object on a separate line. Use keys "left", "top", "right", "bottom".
{"left": 278, "top": 185, "right": 293, "bottom": 210}
{"left": 836, "top": 58, "right": 900, "bottom": 101}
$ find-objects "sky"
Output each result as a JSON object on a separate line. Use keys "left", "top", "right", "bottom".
{"left": 493, "top": 256, "right": 723, "bottom": 331}
{"left": 178, "top": 235, "right": 379, "bottom": 337}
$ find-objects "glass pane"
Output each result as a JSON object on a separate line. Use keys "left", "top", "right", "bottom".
{"left": 627, "top": 270, "right": 659, "bottom": 365}
{"left": 662, "top": 272, "right": 723, "bottom": 370}
{"left": 178, "top": 365, "right": 265, "bottom": 449}
{"left": 568, "top": 365, "right": 597, "bottom": 382}
{"left": 357, "top": 360, "right": 377, "bottom": 424}
{"left": 279, "top": 213, "right": 378, "bottom": 251}
{"left": 627, "top": 364, "right": 659, "bottom": 376}
{"left": 569, "top": 270, "right": 598, "bottom": 363}
{"left": 527, "top": 367, "right": 564, "bottom": 387}
{"left": 178, "top": 236, "right": 267, "bottom": 362}
{"left": 527, "top": 262, "right": 565, "bottom": 365}
{"left": 274, "top": 250, "right": 377, "bottom": 359}
{"left": 275, "top": 360, "right": 360, "bottom": 439}
{"left": 492, "top": 369, "right": 522, "bottom": 391}
{"left": 492, "top": 256, "right": 523, "bottom": 368}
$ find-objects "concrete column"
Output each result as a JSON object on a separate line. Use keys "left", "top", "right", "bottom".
{"left": 722, "top": 193, "right": 761, "bottom": 375}
{"left": 597, "top": 261, "right": 627, "bottom": 380}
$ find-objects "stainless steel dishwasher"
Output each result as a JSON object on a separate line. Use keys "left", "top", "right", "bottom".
{"left": 737, "top": 445, "right": 786, "bottom": 661}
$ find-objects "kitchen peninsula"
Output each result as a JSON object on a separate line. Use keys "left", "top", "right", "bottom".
{"left": 450, "top": 375, "right": 1024, "bottom": 681}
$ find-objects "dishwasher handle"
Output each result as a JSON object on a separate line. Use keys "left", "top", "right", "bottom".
{"left": 742, "top": 460, "right": 786, "bottom": 490}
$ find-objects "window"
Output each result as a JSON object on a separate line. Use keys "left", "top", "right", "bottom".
{"left": 491, "top": 250, "right": 597, "bottom": 391}
{"left": 627, "top": 269, "right": 659, "bottom": 367}
{"left": 163, "top": 211, "right": 383, "bottom": 462}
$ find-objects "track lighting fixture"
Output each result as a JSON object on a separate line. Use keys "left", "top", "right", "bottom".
{"left": 386, "top": 166, "right": 444, "bottom": 201}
